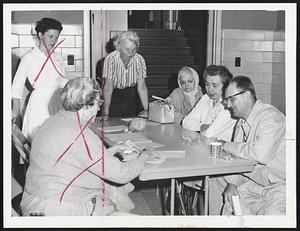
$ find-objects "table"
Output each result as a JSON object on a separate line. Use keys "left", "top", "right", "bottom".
{"left": 92, "top": 118, "right": 257, "bottom": 215}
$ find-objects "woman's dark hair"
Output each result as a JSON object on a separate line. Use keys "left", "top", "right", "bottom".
{"left": 231, "top": 75, "right": 257, "bottom": 101}
{"left": 203, "top": 65, "right": 233, "bottom": 96}
{"left": 35, "top": 17, "right": 63, "bottom": 36}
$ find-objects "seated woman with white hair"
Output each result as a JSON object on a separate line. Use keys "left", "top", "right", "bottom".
{"left": 21, "top": 77, "right": 152, "bottom": 216}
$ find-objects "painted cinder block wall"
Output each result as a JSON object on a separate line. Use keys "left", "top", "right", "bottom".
{"left": 11, "top": 11, "right": 84, "bottom": 80}
{"left": 221, "top": 10, "right": 285, "bottom": 114}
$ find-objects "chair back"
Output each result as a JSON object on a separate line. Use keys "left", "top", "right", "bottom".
{"left": 11, "top": 123, "right": 30, "bottom": 167}
{"left": 11, "top": 123, "right": 31, "bottom": 216}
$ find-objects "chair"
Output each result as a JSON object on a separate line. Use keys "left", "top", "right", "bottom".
{"left": 11, "top": 123, "right": 31, "bottom": 216}
{"left": 11, "top": 123, "right": 30, "bottom": 169}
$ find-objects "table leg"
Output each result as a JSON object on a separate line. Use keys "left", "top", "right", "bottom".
{"left": 204, "top": 176, "right": 209, "bottom": 215}
{"left": 170, "top": 178, "right": 175, "bottom": 215}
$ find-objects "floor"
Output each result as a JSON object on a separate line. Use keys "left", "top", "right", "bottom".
{"left": 129, "top": 179, "right": 205, "bottom": 216}
{"left": 129, "top": 180, "right": 164, "bottom": 215}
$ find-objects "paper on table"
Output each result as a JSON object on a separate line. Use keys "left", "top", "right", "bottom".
{"left": 146, "top": 155, "right": 166, "bottom": 164}
{"left": 105, "top": 133, "right": 153, "bottom": 144}
{"left": 133, "top": 141, "right": 163, "bottom": 150}
{"left": 102, "top": 125, "right": 128, "bottom": 133}
{"left": 145, "top": 120, "right": 162, "bottom": 126}
{"left": 155, "top": 150, "right": 186, "bottom": 159}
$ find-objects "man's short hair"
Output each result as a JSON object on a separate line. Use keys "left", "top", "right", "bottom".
{"left": 114, "top": 31, "right": 140, "bottom": 49}
{"left": 61, "top": 77, "right": 101, "bottom": 112}
{"left": 203, "top": 65, "right": 233, "bottom": 92}
{"left": 231, "top": 75, "right": 257, "bottom": 101}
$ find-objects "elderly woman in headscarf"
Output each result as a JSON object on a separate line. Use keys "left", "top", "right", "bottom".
{"left": 165, "top": 66, "right": 203, "bottom": 124}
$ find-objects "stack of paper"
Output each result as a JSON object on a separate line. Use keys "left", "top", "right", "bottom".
{"left": 105, "top": 133, "right": 153, "bottom": 144}
{"left": 102, "top": 125, "right": 128, "bottom": 133}
{"left": 155, "top": 150, "right": 186, "bottom": 159}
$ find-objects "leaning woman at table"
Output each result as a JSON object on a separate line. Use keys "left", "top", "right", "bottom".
{"left": 102, "top": 31, "right": 149, "bottom": 118}
{"left": 165, "top": 66, "right": 203, "bottom": 124}
{"left": 11, "top": 18, "right": 68, "bottom": 142}
{"left": 21, "top": 77, "right": 152, "bottom": 216}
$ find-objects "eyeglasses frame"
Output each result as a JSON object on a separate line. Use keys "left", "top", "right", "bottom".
{"left": 222, "top": 90, "right": 247, "bottom": 105}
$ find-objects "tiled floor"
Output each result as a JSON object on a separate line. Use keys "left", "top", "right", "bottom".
{"left": 129, "top": 179, "right": 205, "bottom": 216}
{"left": 129, "top": 180, "right": 164, "bottom": 215}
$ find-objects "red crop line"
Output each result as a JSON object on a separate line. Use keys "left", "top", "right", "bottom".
{"left": 99, "top": 8, "right": 106, "bottom": 207}
{"left": 42, "top": 38, "right": 66, "bottom": 79}
{"left": 32, "top": 38, "right": 65, "bottom": 88}
{"left": 101, "top": 9, "right": 106, "bottom": 207}
{"left": 59, "top": 157, "right": 102, "bottom": 203}
{"left": 76, "top": 111, "right": 93, "bottom": 161}
{"left": 54, "top": 115, "right": 95, "bottom": 166}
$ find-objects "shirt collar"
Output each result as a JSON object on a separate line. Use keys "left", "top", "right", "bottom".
{"left": 116, "top": 51, "right": 137, "bottom": 68}
{"left": 240, "top": 99, "right": 264, "bottom": 128}
{"left": 207, "top": 94, "right": 223, "bottom": 108}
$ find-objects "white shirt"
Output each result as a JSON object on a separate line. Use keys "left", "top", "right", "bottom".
{"left": 182, "top": 94, "right": 236, "bottom": 141}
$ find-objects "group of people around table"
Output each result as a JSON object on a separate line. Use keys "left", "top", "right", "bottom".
{"left": 11, "top": 17, "right": 286, "bottom": 216}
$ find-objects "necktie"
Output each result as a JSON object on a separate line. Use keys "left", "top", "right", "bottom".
{"left": 241, "top": 119, "right": 250, "bottom": 142}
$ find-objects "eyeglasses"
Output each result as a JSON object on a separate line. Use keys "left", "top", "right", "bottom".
{"left": 94, "top": 98, "right": 104, "bottom": 106}
{"left": 222, "top": 91, "right": 247, "bottom": 105}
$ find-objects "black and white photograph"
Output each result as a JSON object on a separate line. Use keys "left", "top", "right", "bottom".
{"left": 3, "top": 2, "right": 296, "bottom": 228}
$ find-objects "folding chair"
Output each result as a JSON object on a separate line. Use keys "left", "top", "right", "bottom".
{"left": 11, "top": 123, "right": 31, "bottom": 216}
{"left": 11, "top": 123, "right": 30, "bottom": 171}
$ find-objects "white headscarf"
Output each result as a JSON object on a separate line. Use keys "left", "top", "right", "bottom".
{"left": 178, "top": 66, "right": 200, "bottom": 106}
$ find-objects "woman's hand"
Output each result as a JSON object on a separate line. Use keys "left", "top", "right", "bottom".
{"left": 200, "top": 124, "right": 210, "bottom": 133}
{"left": 108, "top": 143, "right": 137, "bottom": 155}
{"left": 137, "top": 110, "right": 148, "bottom": 118}
{"left": 129, "top": 118, "right": 146, "bottom": 131}
{"left": 165, "top": 97, "right": 172, "bottom": 104}
{"left": 139, "top": 148, "right": 158, "bottom": 162}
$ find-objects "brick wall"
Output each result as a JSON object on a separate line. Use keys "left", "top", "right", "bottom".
{"left": 11, "top": 23, "right": 83, "bottom": 79}
{"left": 221, "top": 29, "right": 285, "bottom": 114}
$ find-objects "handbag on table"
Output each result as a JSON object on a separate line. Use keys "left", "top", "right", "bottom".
{"left": 148, "top": 96, "right": 175, "bottom": 124}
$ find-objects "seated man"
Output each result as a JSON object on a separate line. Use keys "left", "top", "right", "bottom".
{"left": 209, "top": 75, "right": 286, "bottom": 215}
{"left": 20, "top": 77, "right": 152, "bottom": 216}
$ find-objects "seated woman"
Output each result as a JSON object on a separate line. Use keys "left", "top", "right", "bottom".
{"left": 165, "top": 66, "right": 203, "bottom": 124}
{"left": 182, "top": 65, "right": 236, "bottom": 141}
{"left": 20, "top": 77, "right": 152, "bottom": 216}
{"left": 180, "top": 65, "right": 237, "bottom": 204}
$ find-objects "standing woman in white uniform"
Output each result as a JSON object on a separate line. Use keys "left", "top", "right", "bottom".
{"left": 12, "top": 18, "right": 67, "bottom": 142}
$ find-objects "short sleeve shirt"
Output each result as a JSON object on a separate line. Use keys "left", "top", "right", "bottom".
{"left": 102, "top": 50, "right": 147, "bottom": 89}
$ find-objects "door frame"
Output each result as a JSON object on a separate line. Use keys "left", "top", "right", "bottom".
{"left": 206, "top": 10, "right": 222, "bottom": 66}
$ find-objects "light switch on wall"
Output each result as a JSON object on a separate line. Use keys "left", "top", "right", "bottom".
{"left": 235, "top": 57, "right": 241, "bottom": 67}
{"left": 67, "top": 55, "right": 74, "bottom": 65}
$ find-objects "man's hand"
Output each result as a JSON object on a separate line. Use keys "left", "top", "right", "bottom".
{"left": 223, "top": 183, "right": 239, "bottom": 206}
{"left": 203, "top": 136, "right": 217, "bottom": 146}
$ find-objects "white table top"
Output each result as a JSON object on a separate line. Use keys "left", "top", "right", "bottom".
{"left": 91, "top": 118, "right": 256, "bottom": 181}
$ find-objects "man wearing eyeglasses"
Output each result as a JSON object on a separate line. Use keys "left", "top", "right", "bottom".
{"left": 209, "top": 75, "right": 286, "bottom": 215}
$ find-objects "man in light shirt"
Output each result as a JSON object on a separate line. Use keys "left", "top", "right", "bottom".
{"left": 210, "top": 75, "right": 286, "bottom": 215}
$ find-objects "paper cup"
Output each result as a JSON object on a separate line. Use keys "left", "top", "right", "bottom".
{"left": 210, "top": 142, "right": 223, "bottom": 159}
